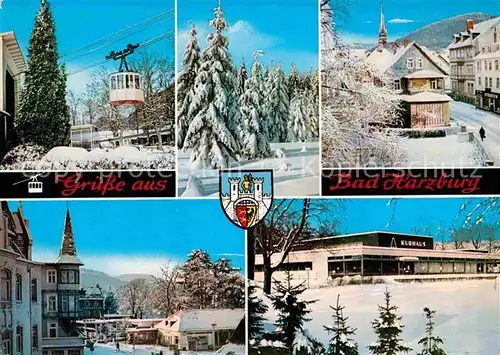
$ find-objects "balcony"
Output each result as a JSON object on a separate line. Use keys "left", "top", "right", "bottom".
{"left": 42, "top": 337, "right": 85, "bottom": 349}
{"left": 452, "top": 73, "right": 475, "bottom": 81}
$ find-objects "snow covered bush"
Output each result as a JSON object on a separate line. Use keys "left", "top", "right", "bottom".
{"left": 1, "top": 144, "right": 47, "bottom": 167}
{"left": 275, "top": 148, "right": 287, "bottom": 159}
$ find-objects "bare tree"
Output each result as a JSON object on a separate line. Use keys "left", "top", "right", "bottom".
{"left": 411, "top": 223, "right": 448, "bottom": 250}
{"left": 151, "top": 261, "right": 182, "bottom": 317}
{"left": 67, "top": 90, "right": 82, "bottom": 126}
{"left": 252, "top": 199, "right": 343, "bottom": 294}
{"left": 130, "top": 49, "right": 175, "bottom": 147}
{"left": 117, "top": 278, "right": 151, "bottom": 319}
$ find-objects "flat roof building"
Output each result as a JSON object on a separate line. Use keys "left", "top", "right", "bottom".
{"left": 255, "top": 231, "right": 500, "bottom": 287}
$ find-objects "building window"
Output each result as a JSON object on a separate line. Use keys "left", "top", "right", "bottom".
{"left": 496, "top": 60, "right": 499, "bottom": 71}
{"left": 489, "top": 61, "right": 492, "bottom": 70}
{"left": 1, "top": 270, "right": 11, "bottom": 302}
{"left": 407, "top": 58, "right": 414, "bottom": 69}
{"left": 31, "top": 326, "right": 38, "bottom": 350}
{"left": 48, "top": 323, "right": 57, "bottom": 338}
{"left": 415, "top": 58, "right": 423, "bottom": 69}
{"left": 60, "top": 270, "right": 67, "bottom": 284}
{"left": 478, "top": 77, "right": 482, "bottom": 86}
{"left": 15, "top": 274, "right": 22, "bottom": 302}
{"left": 394, "top": 80, "right": 401, "bottom": 91}
{"left": 16, "top": 326, "right": 22, "bottom": 354}
{"left": 31, "top": 279, "right": 37, "bottom": 302}
{"left": 477, "top": 61, "right": 480, "bottom": 71}
{"left": 430, "top": 80, "right": 438, "bottom": 90}
{"left": 497, "top": 78, "right": 499, "bottom": 88}
{"left": 68, "top": 270, "right": 76, "bottom": 284}
{"left": 47, "top": 295, "right": 57, "bottom": 312}
{"left": 47, "top": 270, "right": 56, "bottom": 284}
{"left": 68, "top": 350, "right": 81, "bottom": 355}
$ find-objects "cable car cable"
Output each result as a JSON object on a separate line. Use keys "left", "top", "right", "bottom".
{"left": 61, "top": 14, "right": 174, "bottom": 64}
{"left": 59, "top": 8, "right": 174, "bottom": 59}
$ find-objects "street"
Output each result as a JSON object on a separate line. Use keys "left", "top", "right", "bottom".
{"left": 451, "top": 101, "right": 500, "bottom": 165}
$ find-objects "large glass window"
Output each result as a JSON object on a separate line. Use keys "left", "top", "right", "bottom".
{"left": 1, "top": 270, "right": 11, "bottom": 302}
{"left": 47, "top": 270, "right": 56, "bottom": 284}
{"left": 48, "top": 324, "right": 57, "bottom": 338}
{"left": 16, "top": 326, "right": 22, "bottom": 354}
{"left": 47, "top": 295, "right": 57, "bottom": 312}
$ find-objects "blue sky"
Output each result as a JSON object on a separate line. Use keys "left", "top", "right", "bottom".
{"left": 177, "top": 0, "right": 318, "bottom": 73}
{"left": 294, "top": 197, "right": 497, "bottom": 239}
{"left": 2, "top": 0, "right": 174, "bottom": 94}
{"left": 335, "top": 0, "right": 500, "bottom": 44}
{"left": 8, "top": 200, "right": 245, "bottom": 276}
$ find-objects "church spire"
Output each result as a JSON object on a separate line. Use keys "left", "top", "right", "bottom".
{"left": 55, "top": 206, "right": 83, "bottom": 265}
{"left": 377, "top": 0, "right": 388, "bottom": 51}
{"left": 60, "top": 208, "right": 77, "bottom": 256}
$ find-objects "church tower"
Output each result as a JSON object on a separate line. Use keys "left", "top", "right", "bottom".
{"left": 377, "top": 0, "right": 388, "bottom": 52}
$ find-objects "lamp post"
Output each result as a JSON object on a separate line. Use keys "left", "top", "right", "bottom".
{"left": 211, "top": 323, "right": 217, "bottom": 351}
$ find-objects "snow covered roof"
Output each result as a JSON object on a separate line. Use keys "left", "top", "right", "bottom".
{"left": 1, "top": 32, "right": 26, "bottom": 73}
{"left": 401, "top": 91, "right": 452, "bottom": 103}
{"left": 365, "top": 48, "right": 396, "bottom": 72}
{"left": 159, "top": 309, "right": 244, "bottom": 332}
{"left": 475, "top": 50, "right": 500, "bottom": 60}
{"left": 449, "top": 17, "right": 500, "bottom": 49}
{"left": 404, "top": 70, "right": 445, "bottom": 79}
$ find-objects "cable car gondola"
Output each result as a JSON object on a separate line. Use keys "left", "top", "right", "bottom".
{"left": 107, "top": 44, "right": 144, "bottom": 106}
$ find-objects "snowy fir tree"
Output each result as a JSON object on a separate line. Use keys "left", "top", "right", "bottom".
{"left": 181, "top": 250, "right": 214, "bottom": 308}
{"left": 263, "top": 62, "right": 290, "bottom": 142}
{"left": 177, "top": 23, "right": 201, "bottom": 149}
{"left": 16, "top": 0, "right": 71, "bottom": 149}
{"left": 288, "top": 93, "right": 308, "bottom": 143}
{"left": 305, "top": 71, "right": 319, "bottom": 139}
{"left": 212, "top": 258, "right": 245, "bottom": 309}
{"left": 238, "top": 50, "right": 271, "bottom": 159}
{"left": 237, "top": 57, "right": 248, "bottom": 96}
{"left": 184, "top": 5, "right": 240, "bottom": 169}
{"left": 368, "top": 289, "right": 412, "bottom": 355}
{"left": 270, "top": 271, "right": 316, "bottom": 353}
{"left": 287, "top": 63, "right": 301, "bottom": 100}
{"left": 248, "top": 281, "right": 268, "bottom": 341}
{"left": 323, "top": 294, "right": 359, "bottom": 355}
{"left": 417, "top": 308, "right": 446, "bottom": 355}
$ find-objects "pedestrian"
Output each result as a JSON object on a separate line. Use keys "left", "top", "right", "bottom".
{"left": 116, "top": 341, "right": 120, "bottom": 352}
{"left": 479, "top": 126, "right": 486, "bottom": 141}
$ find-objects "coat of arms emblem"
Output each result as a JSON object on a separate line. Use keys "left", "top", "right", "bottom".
{"left": 219, "top": 170, "right": 273, "bottom": 229}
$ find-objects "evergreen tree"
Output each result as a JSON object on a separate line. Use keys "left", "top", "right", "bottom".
{"left": 287, "top": 63, "right": 301, "bottom": 100}
{"left": 237, "top": 58, "right": 248, "bottom": 96}
{"left": 184, "top": 5, "right": 240, "bottom": 169}
{"left": 104, "top": 290, "right": 118, "bottom": 315}
{"left": 368, "top": 289, "right": 412, "bottom": 355}
{"left": 177, "top": 23, "right": 201, "bottom": 149}
{"left": 288, "top": 93, "right": 307, "bottom": 143}
{"left": 17, "top": 0, "right": 71, "bottom": 149}
{"left": 263, "top": 62, "right": 289, "bottom": 142}
{"left": 248, "top": 281, "right": 268, "bottom": 340}
{"left": 212, "top": 258, "right": 245, "bottom": 309}
{"left": 238, "top": 50, "right": 271, "bottom": 159}
{"left": 306, "top": 70, "right": 320, "bottom": 139}
{"left": 181, "top": 250, "right": 214, "bottom": 308}
{"left": 270, "top": 271, "right": 315, "bottom": 353}
{"left": 324, "top": 295, "right": 359, "bottom": 355}
{"left": 417, "top": 308, "right": 446, "bottom": 355}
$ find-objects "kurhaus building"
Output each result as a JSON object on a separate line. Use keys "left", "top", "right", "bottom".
{"left": 254, "top": 231, "right": 500, "bottom": 287}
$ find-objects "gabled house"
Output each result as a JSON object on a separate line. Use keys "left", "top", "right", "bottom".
{"left": 152, "top": 309, "right": 245, "bottom": 352}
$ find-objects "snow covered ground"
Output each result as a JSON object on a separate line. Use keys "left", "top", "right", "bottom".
{"left": 178, "top": 141, "right": 319, "bottom": 197}
{"left": 261, "top": 279, "right": 500, "bottom": 354}
{"left": 401, "top": 135, "right": 482, "bottom": 167}
{"left": 85, "top": 342, "right": 243, "bottom": 355}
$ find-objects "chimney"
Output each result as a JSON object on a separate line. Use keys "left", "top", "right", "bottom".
{"left": 494, "top": 29, "right": 498, "bottom": 43}
{"left": 404, "top": 39, "right": 410, "bottom": 47}
{"left": 466, "top": 19, "right": 474, "bottom": 32}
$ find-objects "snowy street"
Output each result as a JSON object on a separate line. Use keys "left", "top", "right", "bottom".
{"left": 178, "top": 142, "right": 320, "bottom": 197}
{"left": 451, "top": 101, "right": 500, "bottom": 164}
{"left": 84, "top": 342, "right": 242, "bottom": 355}
{"left": 261, "top": 279, "right": 500, "bottom": 354}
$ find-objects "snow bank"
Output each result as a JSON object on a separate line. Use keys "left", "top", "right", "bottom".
{"left": 181, "top": 175, "right": 205, "bottom": 197}
{"left": 1, "top": 146, "right": 175, "bottom": 170}
{"left": 214, "top": 343, "right": 245, "bottom": 354}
